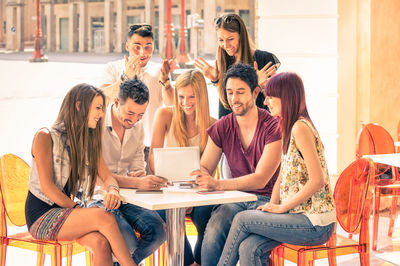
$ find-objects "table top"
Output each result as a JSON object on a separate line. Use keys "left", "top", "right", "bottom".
{"left": 119, "top": 184, "right": 258, "bottom": 210}
{"left": 363, "top": 153, "right": 400, "bottom": 168}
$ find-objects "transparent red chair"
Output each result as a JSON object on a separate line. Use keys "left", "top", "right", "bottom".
{"left": 356, "top": 122, "right": 400, "bottom": 250}
{"left": 271, "top": 158, "right": 374, "bottom": 266}
{"left": 0, "top": 154, "right": 91, "bottom": 266}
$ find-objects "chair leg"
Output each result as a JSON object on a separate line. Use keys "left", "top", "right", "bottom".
{"left": 373, "top": 188, "right": 381, "bottom": 251}
{"left": 51, "top": 245, "right": 62, "bottom": 266}
{"left": 85, "top": 250, "right": 93, "bottom": 266}
{"left": 1, "top": 244, "right": 7, "bottom": 266}
{"left": 66, "top": 243, "right": 73, "bottom": 266}
{"left": 36, "top": 244, "right": 45, "bottom": 266}
{"left": 388, "top": 195, "right": 398, "bottom": 237}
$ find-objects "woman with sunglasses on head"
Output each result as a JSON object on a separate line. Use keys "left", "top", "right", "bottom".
{"left": 25, "top": 84, "right": 136, "bottom": 266}
{"left": 149, "top": 69, "right": 216, "bottom": 266}
{"left": 194, "top": 13, "right": 280, "bottom": 118}
{"left": 217, "top": 73, "right": 336, "bottom": 266}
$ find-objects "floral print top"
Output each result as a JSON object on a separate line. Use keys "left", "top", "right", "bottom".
{"left": 280, "top": 119, "right": 336, "bottom": 226}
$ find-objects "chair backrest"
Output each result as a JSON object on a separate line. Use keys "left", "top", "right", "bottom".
{"left": 334, "top": 158, "right": 373, "bottom": 234}
{"left": 356, "top": 123, "right": 395, "bottom": 158}
{"left": 0, "top": 154, "right": 30, "bottom": 227}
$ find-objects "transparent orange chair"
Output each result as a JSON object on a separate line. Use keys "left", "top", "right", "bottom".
{"left": 356, "top": 122, "right": 400, "bottom": 250}
{"left": 271, "top": 158, "right": 374, "bottom": 266}
{"left": 0, "top": 154, "right": 91, "bottom": 266}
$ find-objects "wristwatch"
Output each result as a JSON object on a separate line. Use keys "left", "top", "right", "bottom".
{"left": 159, "top": 78, "right": 170, "bottom": 87}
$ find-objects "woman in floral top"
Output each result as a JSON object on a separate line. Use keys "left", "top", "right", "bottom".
{"left": 217, "top": 72, "right": 336, "bottom": 266}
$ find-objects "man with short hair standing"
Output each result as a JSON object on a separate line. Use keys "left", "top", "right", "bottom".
{"left": 90, "top": 79, "right": 168, "bottom": 265}
{"left": 100, "top": 24, "right": 173, "bottom": 146}
{"left": 191, "top": 63, "right": 282, "bottom": 266}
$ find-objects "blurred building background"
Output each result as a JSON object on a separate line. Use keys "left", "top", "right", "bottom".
{"left": 0, "top": 0, "right": 399, "bottom": 175}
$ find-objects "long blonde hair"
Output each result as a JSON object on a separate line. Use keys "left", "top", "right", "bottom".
{"left": 54, "top": 83, "right": 105, "bottom": 198}
{"left": 172, "top": 70, "right": 210, "bottom": 154}
{"left": 215, "top": 13, "right": 255, "bottom": 109}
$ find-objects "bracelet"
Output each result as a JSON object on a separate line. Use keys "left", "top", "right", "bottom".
{"left": 72, "top": 203, "right": 79, "bottom": 209}
{"left": 120, "top": 72, "right": 128, "bottom": 82}
{"left": 108, "top": 184, "right": 120, "bottom": 193}
{"left": 159, "top": 78, "right": 170, "bottom": 87}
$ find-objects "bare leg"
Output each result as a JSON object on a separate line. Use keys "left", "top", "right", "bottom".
{"left": 57, "top": 208, "right": 136, "bottom": 266}
{"left": 77, "top": 232, "right": 113, "bottom": 266}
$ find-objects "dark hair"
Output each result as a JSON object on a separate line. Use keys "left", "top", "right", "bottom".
{"left": 55, "top": 83, "right": 105, "bottom": 198}
{"left": 118, "top": 78, "right": 149, "bottom": 105}
{"left": 128, "top": 24, "right": 153, "bottom": 39}
{"left": 223, "top": 63, "right": 258, "bottom": 93}
{"left": 215, "top": 13, "right": 255, "bottom": 109}
{"left": 265, "top": 72, "right": 314, "bottom": 154}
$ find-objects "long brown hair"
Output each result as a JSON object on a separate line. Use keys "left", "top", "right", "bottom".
{"left": 215, "top": 13, "right": 255, "bottom": 109}
{"left": 54, "top": 83, "right": 105, "bottom": 198}
{"left": 172, "top": 70, "right": 211, "bottom": 154}
{"left": 265, "top": 72, "right": 314, "bottom": 154}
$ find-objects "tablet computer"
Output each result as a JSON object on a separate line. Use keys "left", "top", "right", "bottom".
{"left": 153, "top": 146, "right": 200, "bottom": 182}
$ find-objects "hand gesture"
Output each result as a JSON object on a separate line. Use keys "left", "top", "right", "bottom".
{"left": 192, "top": 170, "right": 219, "bottom": 191}
{"left": 124, "top": 55, "right": 142, "bottom": 79}
{"left": 103, "top": 189, "right": 121, "bottom": 210}
{"left": 194, "top": 57, "right": 219, "bottom": 82}
{"left": 254, "top": 61, "right": 278, "bottom": 89}
{"left": 256, "top": 202, "right": 286, "bottom": 213}
{"left": 160, "top": 59, "right": 175, "bottom": 83}
{"left": 137, "top": 175, "right": 169, "bottom": 190}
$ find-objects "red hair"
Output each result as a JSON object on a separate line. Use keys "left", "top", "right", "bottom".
{"left": 265, "top": 72, "right": 313, "bottom": 154}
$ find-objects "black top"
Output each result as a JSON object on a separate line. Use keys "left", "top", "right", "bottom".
{"left": 218, "top": 50, "right": 280, "bottom": 118}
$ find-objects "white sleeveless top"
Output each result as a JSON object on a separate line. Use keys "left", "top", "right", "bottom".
{"left": 164, "top": 126, "right": 201, "bottom": 148}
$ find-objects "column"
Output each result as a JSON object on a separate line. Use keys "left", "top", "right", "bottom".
{"left": 104, "top": 0, "right": 113, "bottom": 53}
{"left": 115, "top": 0, "right": 125, "bottom": 53}
{"left": 248, "top": 0, "right": 255, "bottom": 41}
{"left": 78, "top": 0, "right": 88, "bottom": 52}
{"left": 190, "top": 0, "right": 197, "bottom": 58}
{"left": 68, "top": 0, "right": 77, "bottom": 52}
{"left": 203, "top": 0, "right": 216, "bottom": 55}
{"left": 44, "top": 0, "right": 56, "bottom": 52}
{"left": 145, "top": 0, "right": 155, "bottom": 25}
{"left": 158, "top": 0, "right": 165, "bottom": 58}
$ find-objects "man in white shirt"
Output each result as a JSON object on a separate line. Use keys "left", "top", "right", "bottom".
{"left": 100, "top": 24, "right": 173, "bottom": 146}
{"left": 90, "top": 79, "right": 168, "bottom": 265}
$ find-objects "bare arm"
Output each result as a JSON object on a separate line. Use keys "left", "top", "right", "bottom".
{"left": 33, "top": 130, "right": 77, "bottom": 208}
{"left": 148, "top": 107, "right": 172, "bottom": 173}
{"left": 194, "top": 139, "right": 282, "bottom": 191}
{"left": 97, "top": 156, "right": 122, "bottom": 209}
{"left": 259, "top": 122, "right": 326, "bottom": 213}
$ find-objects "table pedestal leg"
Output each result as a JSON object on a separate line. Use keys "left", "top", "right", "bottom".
{"left": 166, "top": 207, "right": 186, "bottom": 266}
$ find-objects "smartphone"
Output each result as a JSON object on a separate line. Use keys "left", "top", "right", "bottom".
{"left": 179, "top": 183, "right": 194, "bottom": 189}
{"left": 272, "top": 54, "right": 281, "bottom": 70}
{"left": 136, "top": 190, "right": 163, "bottom": 194}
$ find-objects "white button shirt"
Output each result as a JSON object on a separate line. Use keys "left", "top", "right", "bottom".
{"left": 102, "top": 104, "right": 146, "bottom": 176}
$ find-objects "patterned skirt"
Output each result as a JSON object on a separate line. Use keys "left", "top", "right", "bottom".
{"left": 29, "top": 208, "right": 74, "bottom": 241}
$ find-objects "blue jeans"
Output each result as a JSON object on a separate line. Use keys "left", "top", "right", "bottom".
{"left": 88, "top": 200, "right": 166, "bottom": 264}
{"left": 157, "top": 205, "right": 214, "bottom": 266}
{"left": 201, "top": 195, "right": 270, "bottom": 266}
{"left": 218, "top": 210, "right": 335, "bottom": 266}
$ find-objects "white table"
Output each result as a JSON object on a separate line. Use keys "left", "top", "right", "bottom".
{"left": 119, "top": 185, "right": 257, "bottom": 266}
{"left": 363, "top": 153, "right": 400, "bottom": 168}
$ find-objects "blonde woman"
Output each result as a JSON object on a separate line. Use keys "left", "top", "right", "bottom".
{"left": 149, "top": 69, "right": 216, "bottom": 266}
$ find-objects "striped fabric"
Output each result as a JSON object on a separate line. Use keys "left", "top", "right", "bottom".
{"left": 29, "top": 208, "right": 73, "bottom": 241}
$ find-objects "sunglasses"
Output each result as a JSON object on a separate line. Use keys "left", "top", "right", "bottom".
{"left": 214, "top": 15, "right": 236, "bottom": 26}
{"left": 129, "top": 24, "right": 152, "bottom": 33}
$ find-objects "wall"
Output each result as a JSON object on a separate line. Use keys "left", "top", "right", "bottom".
{"left": 257, "top": 0, "right": 339, "bottom": 173}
